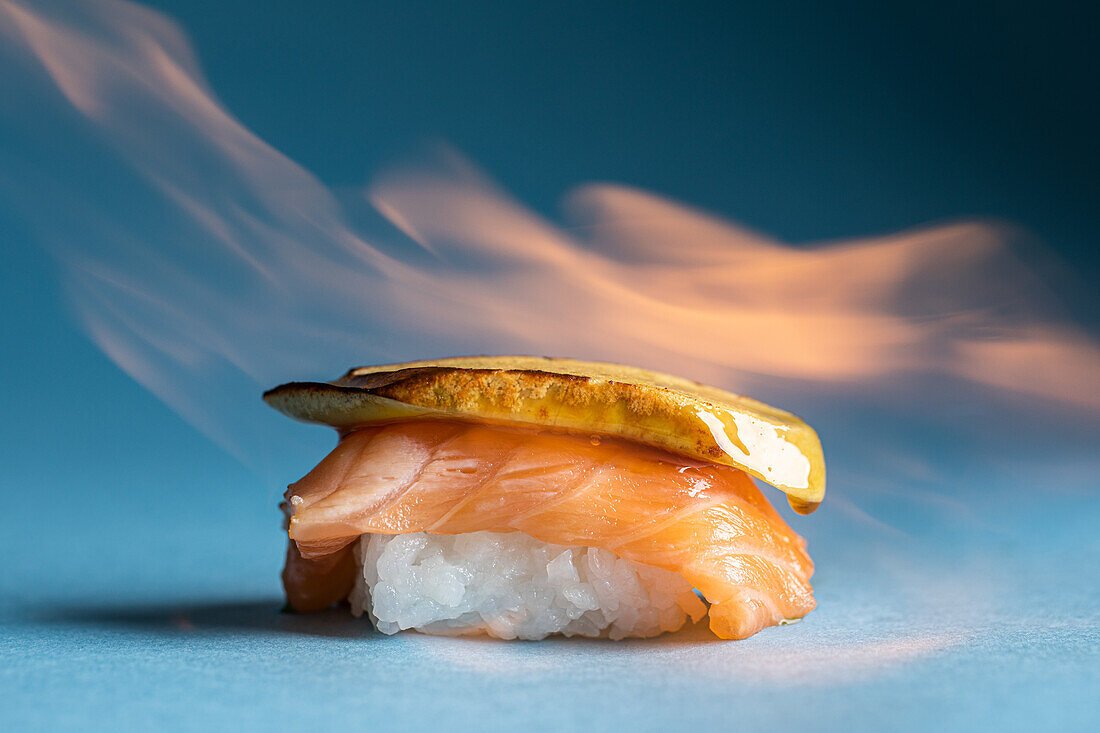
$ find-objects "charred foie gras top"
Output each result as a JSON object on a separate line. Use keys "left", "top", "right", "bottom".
{"left": 263, "top": 356, "right": 825, "bottom": 513}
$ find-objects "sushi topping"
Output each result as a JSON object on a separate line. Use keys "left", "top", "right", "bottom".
{"left": 281, "top": 420, "right": 815, "bottom": 640}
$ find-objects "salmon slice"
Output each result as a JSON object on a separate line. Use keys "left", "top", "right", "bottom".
{"left": 283, "top": 420, "right": 816, "bottom": 640}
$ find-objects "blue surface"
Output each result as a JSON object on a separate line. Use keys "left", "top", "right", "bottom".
{"left": 3, "top": 440, "right": 1097, "bottom": 732}
{"left": 1, "top": 1, "right": 1099, "bottom": 731}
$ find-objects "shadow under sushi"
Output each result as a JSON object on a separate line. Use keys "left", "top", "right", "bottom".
{"left": 41, "top": 601, "right": 721, "bottom": 643}
{"left": 380, "top": 617, "right": 722, "bottom": 645}
{"left": 42, "top": 599, "right": 376, "bottom": 639}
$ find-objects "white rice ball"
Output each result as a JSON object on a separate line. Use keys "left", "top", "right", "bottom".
{"left": 349, "top": 530, "right": 707, "bottom": 640}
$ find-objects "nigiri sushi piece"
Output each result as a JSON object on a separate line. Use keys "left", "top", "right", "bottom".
{"left": 266, "top": 357, "right": 825, "bottom": 640}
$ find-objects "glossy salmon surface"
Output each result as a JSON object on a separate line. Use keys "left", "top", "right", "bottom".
{"left": 283, "top": 420, "right": 816, "bottom": 639}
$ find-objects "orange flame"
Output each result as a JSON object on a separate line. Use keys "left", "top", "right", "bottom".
{"left": 368, "top": 154, "right": 1100, "bottom": 409}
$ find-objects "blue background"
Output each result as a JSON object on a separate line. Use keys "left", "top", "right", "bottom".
{"left": 1, "top": 1, "right": 1098, "bottom": 731}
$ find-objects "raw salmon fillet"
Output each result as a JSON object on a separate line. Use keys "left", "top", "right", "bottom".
{"left": 283, "top": 420, "right": 816, "bottom": 639}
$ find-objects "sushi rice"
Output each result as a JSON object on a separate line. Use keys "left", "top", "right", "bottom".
{"left": 350, "top": 531, "right": 708, "bottom": 640}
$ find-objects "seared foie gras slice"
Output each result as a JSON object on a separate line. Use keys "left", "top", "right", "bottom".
{"left": 264, "top": 356, "right": 825, "bottom": 512}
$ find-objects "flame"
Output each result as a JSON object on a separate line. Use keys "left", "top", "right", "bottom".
{"left": 368, "top": 158, "right": 1100, "bottom": 409}
{"left": 1, "top": 0, "right": 1097, "bottom": 467}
